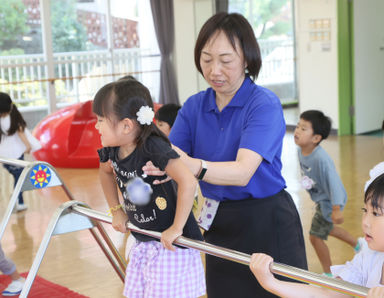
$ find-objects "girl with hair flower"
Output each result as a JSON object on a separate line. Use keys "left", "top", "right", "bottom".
{"left": 93, "top": 78, "right": 205, "bottom": 298}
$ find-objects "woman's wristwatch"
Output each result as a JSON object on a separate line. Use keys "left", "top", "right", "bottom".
{"left": 197, "top": 159, "right": 207, "bottom": 180}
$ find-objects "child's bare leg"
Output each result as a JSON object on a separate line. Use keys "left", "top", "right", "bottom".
{"left": 9, "top": 270, "right": 21, "bottom": 281}
{"left": 329, "top": 226, "right": 357, "bottom": 247}
{"left": 310, "top": 234, "right": 331, "bottom": 273}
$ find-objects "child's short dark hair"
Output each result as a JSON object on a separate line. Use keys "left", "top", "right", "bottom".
{"left": 155, "top": 103, "right": 181, "bottom": 128}
{"left": 300, "top": 110, "right": 332, "bottom": 141}
{"left": 364, "top": 173, "right": 384, "bottom": 210}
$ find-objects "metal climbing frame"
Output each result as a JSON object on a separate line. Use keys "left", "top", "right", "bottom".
{"left": 0, "top": 157, "right": 126, "bottom": 296}
{"left": 22, "top": 200, "right": 370, "bottom": 298}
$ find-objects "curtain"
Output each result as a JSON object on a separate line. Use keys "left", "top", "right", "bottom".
{"left": 150, "top": 0, "right": 179, "bottom": 104}
{"left": 215, "top": 0, "right": 228, "bottom": 13}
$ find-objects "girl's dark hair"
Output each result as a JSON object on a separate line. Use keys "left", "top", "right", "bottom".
{"left": 0, "top": 92, "right": 26, "bottom": 141}
{"left": 364, "top": 173, "right": 384, "bottom": 210}
{"left": 300, "top": 110, "right": 332, "bottom": 142}
{"left": 92, "top": 79, "right": 169, "bottom": 148}
{"left": 194, "top": 12, "right": 262, "bottom": 81}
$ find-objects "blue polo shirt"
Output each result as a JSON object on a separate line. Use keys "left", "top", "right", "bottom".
{"left": 169, "top": 77, "right": 286, "bottom": 201}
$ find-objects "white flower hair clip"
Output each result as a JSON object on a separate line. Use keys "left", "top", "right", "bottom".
{"left": 136, "top": 106, "right": 154, "bottom": 125}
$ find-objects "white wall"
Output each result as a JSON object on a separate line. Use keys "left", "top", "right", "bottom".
{"left": 353, "top": 0, "right": 384, "bottom": 134}
{"left": 295, "top": 0, "right": 339, "bottom": 129}
{"left": 173, "top": 0, "right": 212, "bottom": 104}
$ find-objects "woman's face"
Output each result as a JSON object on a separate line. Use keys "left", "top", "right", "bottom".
{"left": 200, "top": 30, "right": 247, "bottom": 101}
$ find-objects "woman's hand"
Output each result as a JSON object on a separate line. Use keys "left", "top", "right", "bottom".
{"left": 161, "top": 225, "right": 182, "bottom": 251}
{"left": 142, "top": 161, "right": 172, "bottom": 185}
{"left": 111, "top": 209, "right": 128, "bottom": 233}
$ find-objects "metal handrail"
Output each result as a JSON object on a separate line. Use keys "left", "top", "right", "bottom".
{"left": 0, "top": 157, "right": 30, "bottom": 168}
{"left": 71, "top": 205, "right": 369, "bottom": 297}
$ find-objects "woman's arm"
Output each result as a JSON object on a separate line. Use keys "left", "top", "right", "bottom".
{"left": 160, "top": 157, "right": 197, "bottom": 250}
{"left": 99, "top": 161, "right": 127, "bottom": 233}
{"left": 17, "top": 128, "right": 32, "bottom": 154}
{"left": 250, "top": 253, "right": 348, "bottom": 298}
{"left": 173, "top": 145, "right": 263, "bottom": 186}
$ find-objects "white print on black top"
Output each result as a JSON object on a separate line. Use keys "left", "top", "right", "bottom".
{"left": 112, "top": 161, "right": 137, "bottom": 189}
{"left": 125, "top": 202, "right": 136, "bottom": 212}
{"left": 134, "top": 209, "right": 157, "bottom": 223}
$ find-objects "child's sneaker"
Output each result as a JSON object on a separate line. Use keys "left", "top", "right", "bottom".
{"left": 354, "top": 237, "right": 367, "bottom": 253}
{"left": 2, "top": 277, "right": 25, "bottom": 296}
{"left": 16, "top": 203, "right": 27, "bottom": 212}
{"left": 321, "top": 272, "right": 333, "bottom": 278}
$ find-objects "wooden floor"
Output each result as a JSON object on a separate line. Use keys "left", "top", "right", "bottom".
{"left": 0, "top": 131, "right": 383, "bottom": 297}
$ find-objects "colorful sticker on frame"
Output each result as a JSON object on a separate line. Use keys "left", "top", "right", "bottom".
{"left": 30, "top": 165, "right": 52, "bottom": 188}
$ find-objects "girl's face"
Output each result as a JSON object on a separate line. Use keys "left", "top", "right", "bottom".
{"left": 95, "top": 116, "right": 125, "bottom": 147}
{"left": 362, "top": 199, "right": 384, "bottom": 251}
{"left": 200, "top": 30, "right": 246, "bottom": 101}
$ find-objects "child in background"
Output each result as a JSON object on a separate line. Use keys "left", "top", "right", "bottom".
{"left": 154, "top": 103, "right": 206, "bottom": 213}
{"left": 154, "top": 103, "right": 181, "bottom": 137}
{"left": 250, "top": 173, "right": 384, "bottom": 298}
{"left": 294, "top": 110, "right": 361, "bottom": 276}
{"left": 155, "top": 103, "right": 202, "bottom": 215}
{"left": 0, "top": 92, "right": 39, "bottom": 212}
{"left": 93, "top": 79, "right": 205, "bottom": 297}
{"left": 0, "top": 243, "right": 25, "bottom": 296}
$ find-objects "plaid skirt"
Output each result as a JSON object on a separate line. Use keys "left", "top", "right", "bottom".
{"left": 124, "top": 240, "right": 206, "bottom": 298}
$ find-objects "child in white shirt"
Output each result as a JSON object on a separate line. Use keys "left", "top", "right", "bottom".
{"left": 250, "top": 173, "right": 384, "bottom": 297}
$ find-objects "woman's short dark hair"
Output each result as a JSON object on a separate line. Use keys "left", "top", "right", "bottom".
{"left": 194, "top": 12, "right": 262, "bottom": 80}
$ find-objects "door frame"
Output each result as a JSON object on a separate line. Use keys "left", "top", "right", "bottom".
{"left": 337, "top": 0, "right": 354, "bottom": 135}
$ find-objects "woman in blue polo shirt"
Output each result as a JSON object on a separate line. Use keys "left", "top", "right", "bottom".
{"left": 145, "top": 12, "right": 307, "bottom": 298}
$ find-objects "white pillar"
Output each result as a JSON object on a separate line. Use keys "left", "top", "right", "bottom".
{"left": 105, "top": 0, "right": 115, "bottom": 81}
{"left": 173, "top": 0, "right": 213, "bottom": 104}
{"left": 40, "top": 0, "right": 57, "bottom": 113}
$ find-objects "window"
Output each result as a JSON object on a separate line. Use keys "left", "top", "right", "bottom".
{"left": 229, "top": 0, "right": 297, "bottom": 105}
{"left": 1, "top": 0, "right": 161, "bottom": 128}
